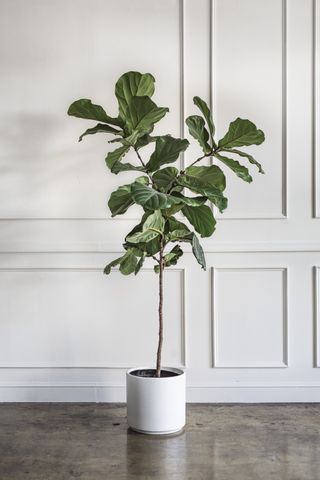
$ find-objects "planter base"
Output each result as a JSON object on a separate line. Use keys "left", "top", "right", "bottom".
{"left": 129, "top": 426, "right": 185, "bottom": 437}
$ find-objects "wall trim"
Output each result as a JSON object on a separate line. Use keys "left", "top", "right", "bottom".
{"left": 1, "top": 241, "right": 320, "bottom": 254}
{"left": 0, "top": 384, "right": 319, "bottom": 403}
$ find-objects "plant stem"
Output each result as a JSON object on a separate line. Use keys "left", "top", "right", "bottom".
{"left": 156, "top": 239, "right": 164, "bottom": 378}
{"left": 134, "top": 148, "right": 154, "bottom": 185}
{"left": 180, "top": 147, "right": 221, "bottom": 174}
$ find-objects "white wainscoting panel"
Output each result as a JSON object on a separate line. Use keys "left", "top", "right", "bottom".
{"left": 0, "top": 0, "right": 182, "bottom": 220}
{"left": 0, "top": 268, "right": 185, "bottom": 368}
{"left": 212, "top": 268, "right": 287, "bottom": 368}
{"left": 213, "top": 0, "right": 286, "bottom": 219}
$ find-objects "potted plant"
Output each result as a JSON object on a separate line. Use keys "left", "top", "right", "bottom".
{"left": 68, "top": 71, "right": 265, "bottom": 435}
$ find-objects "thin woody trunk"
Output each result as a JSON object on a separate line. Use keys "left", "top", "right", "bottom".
{"left": 156, "top": 241, "right": 164, "bottom": 378}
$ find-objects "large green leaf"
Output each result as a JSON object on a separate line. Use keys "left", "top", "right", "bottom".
{"left": 178, "top": 171, "right": 227, "bottom": 213}
{"left": 105, "top": 145, "right": 130, "bottom": 172}
{"left": 143, "top": 209, "right": 165, "bottom": 232}
{"left": 126, "top": 210, "right": 164, "bottom": 243}
{"left": 146, "top": 135, "right": 189, "bottom": 171}
{"left": 218, "top": 118, "right": 265, "bottom": 148}
{"left": 126, "top": 229, "right": 159, "bottom": 244}
{"left": 222, "top": 147, "right": 265, "bottom": 174}
{"left": 68, "top": 99, "right": 123, "bottom": 127}
{"left": 152, "top": 167, "right": 179, "bottom": 191}
{"left": 119, "top": 250, "right": 138, "bottom": 275}
{"left": 178, "top": 165, "right": 226, "bottom": 192}
{"left": 182, "top": 204, "right": 216, "bottom": 237}
{"left": 108, "top": 184, "right": 133, "bottom": 217}
{"left": 115, "top": 71, "right": 155, "bottom": 120}
{"left": 214, "top": 153, "right": 252, "bottom": 183}
{"left": 185, "top": 115, "right": 211, "bottom": 154}
{"left": 104, "top": 249, "right": 138, "bottom": 276}
{"left": 125, "top": 96, "right": 169, "bottom": 137}
{"left": 170, "top": 192, "right": 207, "bottom": 207}
{"left": 79, "top": 123, "right": 121, "bottom": 142}
{"left": 131, "top": 182, "right": 173, "bottom": 210}
{"left": 193, "top": 96, "right": 215, "bottom": 143}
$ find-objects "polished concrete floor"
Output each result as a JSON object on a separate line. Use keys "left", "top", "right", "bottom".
{"left": 0, "top": 403, "right": 319, "bottom": 479}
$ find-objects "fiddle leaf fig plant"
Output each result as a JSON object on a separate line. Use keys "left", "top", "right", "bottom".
{"left": 68, "top": 71, "right": 265, "bottom": 378}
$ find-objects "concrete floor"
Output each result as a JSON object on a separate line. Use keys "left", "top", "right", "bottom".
{"left": 0, "top": 404, "right": 319, "bottom": 480}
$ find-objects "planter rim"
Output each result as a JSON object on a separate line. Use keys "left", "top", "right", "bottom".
{"left": 127, "top": 366, "right": 185, "bottom": 379}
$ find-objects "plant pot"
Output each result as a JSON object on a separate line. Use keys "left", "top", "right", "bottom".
{"left": 126, "top": 367, "right": 186, "bottom": 435}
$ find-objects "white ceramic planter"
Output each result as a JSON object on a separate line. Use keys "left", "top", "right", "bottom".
{"left": 126, "top": 367, "right": 186, "bottom": 435}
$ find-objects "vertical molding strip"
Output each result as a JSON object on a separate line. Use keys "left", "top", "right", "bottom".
{"left": 313, "top": 0, "right": 319, "bottom": 218}
{"left": 179, "top": 0, "right": 185, "bottom": 171}
{"left": 313, "top": 266, "right": 319, "bottom": 367}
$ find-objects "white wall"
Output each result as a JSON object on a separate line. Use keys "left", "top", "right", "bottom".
{"left": 0, "top": 0, "right": 319, "bottom": 402}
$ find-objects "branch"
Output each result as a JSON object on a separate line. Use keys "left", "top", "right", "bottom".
{"left": 134, "top": 147, "right": 154, "bottom": 185}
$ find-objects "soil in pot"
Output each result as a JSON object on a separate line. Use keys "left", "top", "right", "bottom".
{"left": 130, "top": 369, "right": 179, "bottom": 378}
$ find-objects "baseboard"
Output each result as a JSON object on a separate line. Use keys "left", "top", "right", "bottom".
{"left": 0, "top": 385, "right": 319, "bottom": 402}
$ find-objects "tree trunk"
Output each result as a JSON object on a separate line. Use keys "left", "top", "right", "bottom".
{"left": 156, "top": 241, "right": 164, "bottom": 378}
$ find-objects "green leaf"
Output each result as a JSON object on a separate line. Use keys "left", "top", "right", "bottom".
{"left": 108, "top": 184, "right": 133, "bottom": 217}
{"left": 222, "top": 147, "right": 265, "bottom": 174}
{"left": 178, "top": 165, "right": 227, "bottom": 211}
{"left": 193, "top": 96, "right": 215, "bottom": 143}
{"left": 152, "top": 167, "right": 179, "bottom": 191}
{"left": 170, "top": 193, "right": 207, "bottom": 207}
{"left": 126, "top": 229, "right": 159, "bottom": 243}
{"left": 108, "top": 161, "right": 144, "bottom": 174}
{"left": 165, "top": 218, "right": 206, "bottom": 270}
{"left": 79, "top": 123, "right": 121, "bottom": 142}
{"left": 68, "top": 99, "right": 123, "bottom": 127}
{"left": 115, "top": 71, "right": 155, "bottom": 120}
{"left": 135, "top": 254, "right": 145, "bottom": 275}
{"left": 182, "top": 204, "right": 216, "bottom": 237}
{"left": 146, "top": 135, "right": 189, "bottom": 171}
{"left": 125, "top": 96, "right": 169, "bottom": 137}
{"left": 185, "top": 165, "right": 226, "bottom": 191}
{"left": 131, "top": 182, "right": 173, "bottom": 210}
{"left": 164, "top": 244, "right": 183, "bottom": 266}
{"left": 143, "top": 209, "right": 165, "bottom": 232}
{"left": 104, "top": 256, "right": 122, "bottom": 274}
{"left": 154, "top": 245, "right": 183, "bottom": 273}
{"left": 191, "top": 233, "right": 206, "bottom": 270}
{"left": 104, "top": 249, "right": 138, "bottom": 276}
{"left": 218, "top": 118, "right": 265, "bottom": 148}
{"left": 185, "top": 115, "right": 211, "bottom": 154}
{"left": 178, "top": 165, "right": 226, "bottom": 193}
{"left": 119, "top": 250, "right": 138, "bottom": 275}
{"left": 165, "top": 217, "right": 190, "bottom": 242}
{"left": 105, "top": 145, "right": 130, "bottom": 172}
{"left": 126, "top": 210, "right": 164, "bottom": 243}
{"left": 214, "top": 153, "right": 252, "bottom": 183}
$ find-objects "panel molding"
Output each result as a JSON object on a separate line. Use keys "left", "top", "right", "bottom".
{"left": 211, "top": 0, "right": 287, "bottom": 220}
{"left": 0, "top": 267, "right": 187, "bottom": 369}
{"left": 313, "top": 0, "right": 320, "bottom": 217}
{"left": 313, "top": 266, "right": 320, "bottom": 366}
{"left": 211, "top": 267, "right": 288, "bottom": 368}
